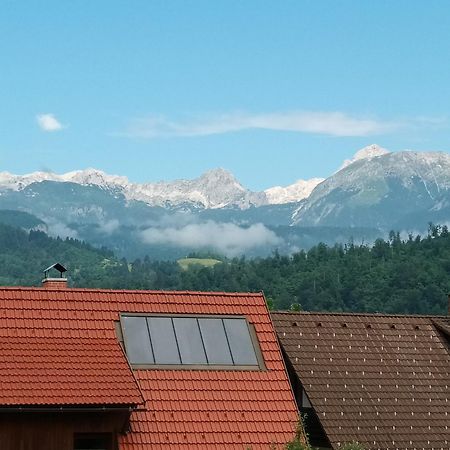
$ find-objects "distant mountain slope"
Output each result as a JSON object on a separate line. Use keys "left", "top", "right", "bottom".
{"left": 0, "top": 210, "right": 46, "bottom": 231}
{"left": 293, "top": 149, "right": 450, "bottom": 229}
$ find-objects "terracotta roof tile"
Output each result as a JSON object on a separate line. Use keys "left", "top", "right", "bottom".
{"left": 0, "top": 287, "right": 299, "bottom": 449}
{"left": 0, "top": 328, "right": 142, "bottom": 406}
{"left": 272, "top": 311, "right": 450, "bottom": 450}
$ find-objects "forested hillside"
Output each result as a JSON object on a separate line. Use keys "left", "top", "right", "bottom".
{"left": 0, "top": 223, "right": 116, "bottom": 286}
{"left": 0, "top": 222, "right": 448, "bottom": 315}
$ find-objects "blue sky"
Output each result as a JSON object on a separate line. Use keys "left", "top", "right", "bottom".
{"left": 1, "top": 0, "right": 449, "bottom": 190}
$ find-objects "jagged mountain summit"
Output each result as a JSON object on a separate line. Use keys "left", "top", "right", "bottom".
{"left": 264, "top": 178, "right": 324, "bottom": 204}
{"left": 338, "top": 144, "right": 389, "bottom": 170}
{"left": 131, "top": 168, "right": 267, "bottom": 209}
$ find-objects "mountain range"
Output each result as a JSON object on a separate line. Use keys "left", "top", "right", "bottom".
{"left": 1, "top": 144, "right": 449, "bottom": 259}
{"left": 0, "top": 163, "right": 319, "bottom": 209}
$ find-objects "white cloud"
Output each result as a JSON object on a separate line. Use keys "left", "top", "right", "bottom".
{"left": 140, "top": 221, "right": 282, "bottom": 257}
{"left": 121, "top": 111, "right": 402, "bottom": 138}
{"left": 36, "top": 113, "right": 65, "bottom": 132}
{"left": 45, "top": 219, "right": 78, "bottom": 239}
{"left": 97, "top": 219, "right": 120, "bottom": 235}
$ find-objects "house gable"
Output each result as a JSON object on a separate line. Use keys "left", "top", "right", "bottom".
{"left": 0, "top": 287, "right": 300, "bottom": 449}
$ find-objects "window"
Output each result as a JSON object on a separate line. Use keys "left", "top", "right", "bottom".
{"left": 73, "top": 433, "right": 112, "bottom": 450}
{"left": 121, "top": 315, "right": 261, "bottom": 369}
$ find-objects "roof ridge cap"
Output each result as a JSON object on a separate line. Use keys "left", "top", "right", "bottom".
{"left": 271, "top": 310, "right": 447, "bottom": 319}
{"left": 0, "top": 286, "right": 263, "bottom": 297}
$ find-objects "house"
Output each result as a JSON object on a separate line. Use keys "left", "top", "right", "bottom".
{"left": 271, "top": 311, "right": 450, "bottom": 450}
{"left": 0, "top": 268, "right": 301, "bottom": 450}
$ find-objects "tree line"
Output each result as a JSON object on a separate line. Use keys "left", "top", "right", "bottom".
{"left": 0, "top": 222, "right": 448, "bottom": 314}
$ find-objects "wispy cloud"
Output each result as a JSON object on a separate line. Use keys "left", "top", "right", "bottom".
{"left": 120, "top": 111, "right": 404, "bottom": 139}
{"left": 36, "top": 113, "right": 65, "bottom": 132}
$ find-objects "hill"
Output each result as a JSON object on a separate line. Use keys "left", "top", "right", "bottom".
{"left": 0, "top": 222, "right": 117, "bottom": 286}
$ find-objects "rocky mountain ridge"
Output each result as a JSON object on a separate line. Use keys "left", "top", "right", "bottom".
{"left": 0, "top": 145, "right": 391, "bottom": 209}
{"left": 0, "top": 165, "right": 321, "bottom": 209}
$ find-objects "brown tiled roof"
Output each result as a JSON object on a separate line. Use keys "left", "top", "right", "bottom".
{"left": 272, "top": 312, "right": 450, "bottom": 450}
{"left": 0, "top": 287, "right": 300, "bottom": 449}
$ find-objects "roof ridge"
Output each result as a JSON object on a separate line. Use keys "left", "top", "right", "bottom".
{"left": 0, "top": 286, "right": 263, "bottom": 297}
{"left": 271, "top": 310, "right": 447, "bottom": 319}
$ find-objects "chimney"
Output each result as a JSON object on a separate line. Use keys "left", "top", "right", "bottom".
{"left": 42, "top": 263, "right": 68, "bottom": 289}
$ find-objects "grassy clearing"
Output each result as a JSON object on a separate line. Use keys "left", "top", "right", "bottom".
{"left": 177, "top": 257, "right": 222, "bottom": 270}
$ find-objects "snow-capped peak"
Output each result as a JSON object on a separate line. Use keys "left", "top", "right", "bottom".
{"left": 0, "top": 168, "right": 129, "bottom": 192}
{"left": 264, "top": 178, "right": 324, "bottom": 204}
{"left": 0, "top": 170, "right": 61, "bottom": 190}
{"left": 339, "top": 144, "right": 390, "bottom": 170}
{"left": 199, "top": 167, "right": 242, "bottom": 185}
{"left": 62, "top": 168, "right": 130, "bottom": 188}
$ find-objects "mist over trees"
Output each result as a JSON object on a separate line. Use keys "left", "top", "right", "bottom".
{"left": 0, "top": 222, "right": 448, "bottom": 315}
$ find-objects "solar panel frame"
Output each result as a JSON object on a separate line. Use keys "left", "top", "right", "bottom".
{"left": 120, "top": 314, "right": 261, "bottom": 369}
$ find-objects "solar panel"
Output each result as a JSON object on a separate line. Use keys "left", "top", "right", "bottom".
{"left": 173, "top": 317, "right": 207, "bottom": 364}
{"left": 147, "top": 317, "right": 181, "bottom": 364}
{"left": 122, "top": 316, "right": 154, "bottom": 364}
{"left": 198, "top": 318, "right": 233, "bottom": 365}
{"left": 121, "top": 315, "right": 259, "bottom": 368}
{"left": 223, "top": 318, "right": 258, "bottom": 365}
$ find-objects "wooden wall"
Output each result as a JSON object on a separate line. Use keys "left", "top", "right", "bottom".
{"left": 0, "top": 410, "right": 128, "bottom": 450}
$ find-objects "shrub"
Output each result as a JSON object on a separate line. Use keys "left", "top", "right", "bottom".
{"left": 339, "top": 442, "right": 366, "bottom": 450}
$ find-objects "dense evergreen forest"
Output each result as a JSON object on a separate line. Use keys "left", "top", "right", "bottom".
{"left": 0, "top": 222, "right": 448, "bottom": 315}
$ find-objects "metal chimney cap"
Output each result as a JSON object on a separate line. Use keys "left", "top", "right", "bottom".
{"left": 43, "top": 263, "right": 67, "bottom": 278}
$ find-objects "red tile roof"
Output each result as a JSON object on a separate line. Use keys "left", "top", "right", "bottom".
{"left": 272, "top": 311, "right": 450, "bottom": 450}
{"left": 0, "top": 287, "right": 299, "bottom": 449}
{"left": 0, "top": 336, "right": 142, "bottom": 406}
